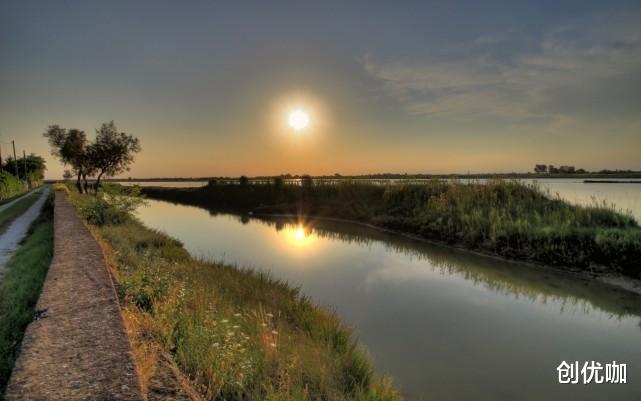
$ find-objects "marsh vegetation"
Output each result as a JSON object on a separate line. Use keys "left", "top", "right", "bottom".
{"left": 143, "top": 179, "right": 641, "bottom": 278}
{"left": 63, "top": 184, "right": 399, "bottom": 401}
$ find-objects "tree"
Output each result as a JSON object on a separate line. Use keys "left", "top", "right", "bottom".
{"left": 534, "top": 164, "right": 547, "bottom": 174}
{"left": 3, "top": 154, "right": 46, "bottom": 187}
{"left": 87, "top": 121, "right": 141, "bottom": 191}
{"left": 43, "top": 126, "right": 91, "bottom": 193}
{"left": 239, "top": 175, "right": 249, "bottom": 186}
{"left": 301, "top": 174, "right": 313, "bottom": 189}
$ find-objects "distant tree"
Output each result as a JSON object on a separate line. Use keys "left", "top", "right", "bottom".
{"left": 576, "top": 168, "right": 586, "bottom": 174}
{"left": 273, "top": 176, "right": 284, "bottom": 191}
{"left": 534, "top": 164, "right": 547, "bottom": 174}
{"left": 63, "top": 170, "right": 74, "bottom": 180}
{"left": 43, "top": 125, "right": 91, "bottom": 193}
{"left": 239, "top": 175, "right": 249, "bottom": 186}
{"left": 558, "top": 165, "right": 576, "bottom": 174}
{"left": 87, "top": 121, "right": 141, "bottom": 191}
{"left": 548, "top": 165, "right": 560, "bottom": 174}
{"left": 301, "top": 174, "right": 313, "bottom": 189}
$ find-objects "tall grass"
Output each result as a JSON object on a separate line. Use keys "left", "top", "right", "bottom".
{"left": 65, "top": 186, "right": 399, "bottom": 401}
{"left": 144, "top": 179, "right": 641, "bottom": 277}
{"left": 0, "top": 172, "right": 25, "bottom": 202}
{"left": 0, "top": 195, "right": 53, "bottom": 393}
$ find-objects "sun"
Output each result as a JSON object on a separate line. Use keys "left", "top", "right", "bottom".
{"left": 288, "top": 109, "right": 310, "bottom": 131}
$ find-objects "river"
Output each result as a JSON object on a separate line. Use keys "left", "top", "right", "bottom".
{"left": 135, "top": 189, "right": 641, "bottom": 400}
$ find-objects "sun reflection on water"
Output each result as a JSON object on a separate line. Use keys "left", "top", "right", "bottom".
{"left": 283, "top": 224, "right": 315, "bottom": 248}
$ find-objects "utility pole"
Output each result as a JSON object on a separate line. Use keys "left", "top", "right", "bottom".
{"left": 23, "top": 150, "right": 28, "bottom": 188}
{"left": 11, "top": 140, "right": 18, "bottom": 179}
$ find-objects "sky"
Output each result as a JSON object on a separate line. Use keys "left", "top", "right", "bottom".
{"left": 1, "top": 0, "right": 640, "bottom": 179}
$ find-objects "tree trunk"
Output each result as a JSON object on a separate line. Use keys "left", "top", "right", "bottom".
{"left": 95, "top": 171, "right": 105, "bottom": 193}
{"left": 82, "top": 174, "right": 89, "bottom": 194}
{"left": 76, "top": 172, "right": 83, "bottom": 194}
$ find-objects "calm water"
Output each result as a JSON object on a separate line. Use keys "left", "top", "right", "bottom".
{"left": 136, "top": 198, "right": 641, "bottom": 401}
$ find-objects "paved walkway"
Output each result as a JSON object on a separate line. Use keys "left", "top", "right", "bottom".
{"left": 5, "top": 192, "right": 143, "bottom": 401}
{"left": 0, "top": 187, "right": 49, "bottom": 274}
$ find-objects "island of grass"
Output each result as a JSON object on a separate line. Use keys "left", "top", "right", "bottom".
{"left": 64, "top": 186, "right": 399, "bottom": 401}
{"left": 142, "top": 179, "right": 641, "bottom": 278}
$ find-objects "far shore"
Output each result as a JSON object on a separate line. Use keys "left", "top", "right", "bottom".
{"left": 44, "top": 171, "right": 641, "bottom": 183}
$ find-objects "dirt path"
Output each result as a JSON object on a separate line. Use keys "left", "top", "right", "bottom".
{"left": 4, "top": 192, "right": 143, "bottom": 401}
{"left": 0, "top": 188, "right": 38, "bottom": 214}
{"left": 0, "top": 187, "right": 49, "bottom": 275}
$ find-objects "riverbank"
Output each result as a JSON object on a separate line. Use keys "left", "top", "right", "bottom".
{"left": 0, "top": 193, "right": 53, "bottom": 393}
{"left": 4, "top": 191, "right": 143, "bottom": 401}
{"left": 63, "top": 184, "right": 400, "bottom": 401}
{"left": 142, "top": 180, "right": 641, "bottom": 279}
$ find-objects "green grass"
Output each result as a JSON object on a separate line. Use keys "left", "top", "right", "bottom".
{"left": 61, "top": 185, "right": 399, "bottom": 401}
{"left": 144, "top": 179, "right": 641, "bottom": 277}
{"left": 0, "top": 191, "right": 42, "bottom": 236}
{"left": 0, "top": 172, "right": 24, "bottom": 202}
{"left": 0, "top": 195, "right": 53, "bottom": 394}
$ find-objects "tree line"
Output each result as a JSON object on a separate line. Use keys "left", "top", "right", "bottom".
{"left": 44, "top": 121, "right": 141, "bottom": 193}
{"left": 534, "top": 164, "right": 638, "bottom": 174}
{"left": 1, "top": 154, "right": 46, "bottom": 188}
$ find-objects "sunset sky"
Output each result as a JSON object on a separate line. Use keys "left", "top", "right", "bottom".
{"left": 1, "top": 0, "right": 640, "bottom": 179}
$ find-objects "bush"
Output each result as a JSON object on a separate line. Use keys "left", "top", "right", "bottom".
{"left": 71, "top": 184, "right": 145, "bottom": 226}
{"left": 0, "top": 172, "right": 25, "bottom": 200}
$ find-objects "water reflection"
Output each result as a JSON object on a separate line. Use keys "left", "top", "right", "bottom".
{"left": 242, "top": 214, "right": 641, "bottom": 321}
{"left": 136, "top": 199, "right": 641, "bottom": 401}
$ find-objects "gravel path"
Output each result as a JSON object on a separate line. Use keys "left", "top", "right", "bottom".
{"left": 0, "top": 187, "right": 49, "bottom": 275}
{"left": 4, "top": 191, "right": 143, "bottom": 401}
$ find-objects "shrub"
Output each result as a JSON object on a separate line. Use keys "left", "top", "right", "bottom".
{"left": 71, "top": 184, "right": 145, "bottom": 226}
{"left": 0, "top": 172, "right": 25, "bottom": 200}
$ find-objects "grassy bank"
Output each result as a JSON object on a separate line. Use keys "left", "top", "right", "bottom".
{"left": 0, "top": 172, "right": 25, "bottom": 202}
{"left": 0, "top": 191, "right": 42, "bottom": 236}
{"left": 66, "top": 186, "right": 399, "bottom": 401}
{"left": 0, "top": 195, "right": 53, "bottom": 393}
{"left": 143, "top": 180, "right": 641, "bottom": 278}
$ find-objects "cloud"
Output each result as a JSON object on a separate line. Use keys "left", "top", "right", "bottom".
{"left": 364, "top": 12, "right": 641, "bottom": 125}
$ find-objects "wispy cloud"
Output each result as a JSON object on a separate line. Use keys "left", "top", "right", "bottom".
{"left": 364, "top": 12, "right": 641, "bottom": 125}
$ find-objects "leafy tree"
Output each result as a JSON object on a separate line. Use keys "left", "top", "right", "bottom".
{"left": 239, "top": 176, "right": 249, "bottom": 186}
{"left": 87, "top": 121, "right": 141, "bottom": 191}
{"left": 3, "top": 154, "right": 46, "bottom": 187}
{"left": 534, "top": 164, "right": 547, "bottom": 174}
{"left": 43, "top": 125, "right": 91, "bottom": 193}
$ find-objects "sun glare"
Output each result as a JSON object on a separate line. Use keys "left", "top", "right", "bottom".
{"left": 284, "top": 224, "right": 314, "bottom": 247}
{"left": 288, "top": 109, "right": 310, "bottom": 131}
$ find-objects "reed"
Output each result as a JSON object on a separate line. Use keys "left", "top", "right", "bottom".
{"left": 65, "top": 185, "right": 399, "bottom": 401}
{"left": 144, "top": 179, "right": 641, "bottom": 277}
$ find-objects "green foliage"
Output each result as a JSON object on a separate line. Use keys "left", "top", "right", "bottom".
{"left": 88, "top": 121, "right": 141, "bottom": 189}
{"left": 70, "top": 183, "right": 145, "bottom": 226}
{"left": 3, "top": 154, "right": 46, "bottom": 186}
{"left": 0, "top": 196, "right": 53, "bottom": 392}
{"left": 144, "top": 180, "right": 641, "bottom": 277}
{"left": 64, "top": 185, "right": 399, "bottom": 400}
{"left": 0, "top": 172, "right": 25, "bottom": 201}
